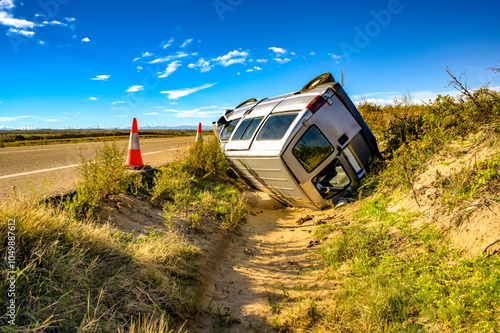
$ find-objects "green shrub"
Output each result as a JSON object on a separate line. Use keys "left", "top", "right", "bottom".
{"left": 64, "top": 143, "right": 128, "bottom": 219}
{"left": 181, "top": 137, "right": 230, "bottom": 178}
{"left": 151, "top": 138, "right": 247, "bottom": 229}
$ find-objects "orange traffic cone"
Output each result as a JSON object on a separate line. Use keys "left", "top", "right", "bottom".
{"left": 195, "top": 123, "right": 202, "bottom": 143}
{"left": 125, "top": 118, "right": 144, "bottom": 168}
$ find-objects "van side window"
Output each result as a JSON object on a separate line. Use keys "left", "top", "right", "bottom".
{"left": 256, "top": 113, "right": 298, "bottom": 141}
{"left": 220, "top": 118, "right": 241, "bottom": 141}
{"left": 292, "top": 126, "right": 334, "bottom": 172}
{"left": 312, "top": 159, "right": 351, "bottom": 199}
{"left": 232, "top": 117, "right": 263, "bottom": 140}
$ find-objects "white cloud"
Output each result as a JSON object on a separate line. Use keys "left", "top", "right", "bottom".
{"left": 42, "top": 20, "right": 67, "bottom": 27}
{"left": 161, "top": 37, "right": 174, "bottom": 49}
{"left": 0, "top": 11, "right": 35, "bottom": 29}
{"left": 0, "top": 116, "right": 17, "bottom": 122}
{"left": 126, "top": 85, "right": 144, "bottom": 93}
{"left": 149, "top": 52, "right": 189, "bottom": 64}
{"left": 136, "top": 66, "right": 143, "bottom": 72}
{"left": 351, "top": 89, "right": 467, "bottom": 106}
{"left": 269, "top": 47, "right": 287, "bottom": 56}
{"left": 162, "top": 105, "right": 223, "bottom": 118}
{"left": 329, "top": 53, "right": 342, "bottom": 60}
{"left": 246, "top": 66, "right": 262, "bottom": 73}
{"left": 133, "top": 51, "right": 155, "bottom": 62}
{"left": 160, "top": 83, "right": 217, "bottom": 100}
{"left": 158, "top": 60, "right": 182, "bottom": 78}
{"left": 273, "top": 58, "right": 291, "bottom": 65}
{"left": 145, "top": 112, "right": 159, "bottom": 115}
{"left": 7, "top": 28, "right": 34, "bottom": 37}
{"left": 46, "top": 119, "right": 61, "bottom": 122}
{"left": 91, "top": 75, "right": 111, "bottom": 81}
{"left": 188, "top": 57, "right": 212, "bottom": 73}
{"left": 180, "top": 38, "right": 193, "bottom": 48}
{"left": 290, "top": 52, "right": 296, "bottom": 56}
{"left": 64, "top": 17, "right": 76, "bottom": 23}
{"left": 310, "top": 51, "right": 316, "bottom": 56}
{"left": 81, "top": 37, "right": 90, "bottom": 42}
{"left": 38, "top": 40, "right": 45, "bottom": 45}
{"left": 213, "top": 50, "right": 249, "bottom": 67}
{"left": 89, "top": 97, "right": 97, "bottom": 100}
{"left": 256, "top": 59, "right": 268, "bottom": 63}
{"left": 0, "top": 0, "right": 15, "bottom": 10}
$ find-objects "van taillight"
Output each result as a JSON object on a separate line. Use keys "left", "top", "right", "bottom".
{"left": 306, "top": 95, "right": 327, "bottom": 114}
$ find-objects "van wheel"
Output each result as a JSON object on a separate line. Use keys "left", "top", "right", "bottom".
{"left": 300, "top": 73, "right": 335, "bottom": 93}
{"left": 235, "top": 98, "right": 257, "bottom": 109}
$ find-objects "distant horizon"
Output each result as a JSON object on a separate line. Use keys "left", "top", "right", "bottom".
{"left": 1, "top": 0, "right": 499, "bottom": 130}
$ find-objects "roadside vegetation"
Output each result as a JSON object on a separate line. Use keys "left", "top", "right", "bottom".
{"left": 0, "top": 129, "right": 201, "bottom": 148}
{"left": 0, "top": 136, "right": 246, "bottom": 331}
{"left": 273, "top": 71, "right": 500, "bottom": 332}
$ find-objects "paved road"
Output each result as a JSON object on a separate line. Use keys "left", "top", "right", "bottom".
{"left": 0, "top": 136, "right": 194, "bottom": 202}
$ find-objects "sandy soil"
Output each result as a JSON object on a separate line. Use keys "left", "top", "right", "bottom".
{"left": 192, "top": 191, "right": 334, "bottom": 332}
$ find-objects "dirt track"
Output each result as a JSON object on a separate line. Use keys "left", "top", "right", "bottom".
{"left": 192, "top": 191, "right": 333, "bottom": 332}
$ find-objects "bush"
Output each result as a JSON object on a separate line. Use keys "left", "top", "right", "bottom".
{"left": 151, "top": 137, "right": 247, "bottom": 229}
{"left": 63, "top": 143, "right": 128, "bottom": 218}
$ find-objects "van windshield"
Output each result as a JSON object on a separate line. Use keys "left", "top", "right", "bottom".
{"left": 232, "top": 117, "right": 263, "bottom": 140}
{"left": 220, "top": 118, "right": 241, "bottom": 141}
{"left": 293, "top": 126, "right": 334, "bottom": 172}
{"left": 256, "top": 113, "right": 298, "bottom": 141}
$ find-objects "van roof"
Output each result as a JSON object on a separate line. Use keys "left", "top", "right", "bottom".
{"left": 226, "top": 88, "right": 327, "bottom": 122}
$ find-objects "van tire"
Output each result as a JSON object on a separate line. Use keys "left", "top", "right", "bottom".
{"left": 300, "top": 73, "right": 335, "bottom": 93}
{"left": 235, "top": 98, "right": 257, "bottom": 110}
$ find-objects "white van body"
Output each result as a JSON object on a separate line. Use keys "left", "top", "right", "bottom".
{"left": 215, "top": 73, "right": 380, "bottom": 210}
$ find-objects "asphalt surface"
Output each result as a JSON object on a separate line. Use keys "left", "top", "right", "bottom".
{"left": 0, "top": 136, "right": 194, "bottom": 202}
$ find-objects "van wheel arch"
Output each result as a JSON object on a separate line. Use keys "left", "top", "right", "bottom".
{"left": 235, "top": 98, "right": 257, "bottom": 110}
{"left": 300, "top": 73, "right": 335, "bottom": 93}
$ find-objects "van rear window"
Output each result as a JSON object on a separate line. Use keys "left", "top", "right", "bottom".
{"left": 220, "top": 118, "right": 241, "bottom": 141}
{"left": 293, "top": 126, "right": 333, "bottom": 172}
{"left": 232, "top": 117, "right": 263, "bottom": 140}
{"left": 256, "top": 113, "right": 298, "bottom": 141}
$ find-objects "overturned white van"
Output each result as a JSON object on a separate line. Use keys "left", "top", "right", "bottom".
{"left": 214, "top": 73, "right": 380, "bottom": 210}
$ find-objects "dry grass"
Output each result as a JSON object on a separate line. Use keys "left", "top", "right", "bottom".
{"left": 0, "top": 199, "right": 201, "bottom": 331}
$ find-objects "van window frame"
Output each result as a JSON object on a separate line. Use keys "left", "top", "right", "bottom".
{"left": 292, "top": 125, "right": 334, "bottom": 173}
{"left": 231, "top": 116, "right": 264, "bottom": 141}
{"left": 255, "top": 112, "right": 299, "bottom": 141}
{"left": 220, "top": 118, "right": 241, "bottom": 141}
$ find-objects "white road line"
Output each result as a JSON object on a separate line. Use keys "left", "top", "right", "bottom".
{"left": 0, "top": 148, "right": 188, "bottom": 180}
{"left": 142, "top": 151, "right": 163, "bottom": 155}
{"left": 0, "top": 164, "right": 80, "bottom": 180}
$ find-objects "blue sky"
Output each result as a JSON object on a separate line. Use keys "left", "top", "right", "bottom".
{"left": 1, "top": 0, "right": 499, "bottom": 129}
